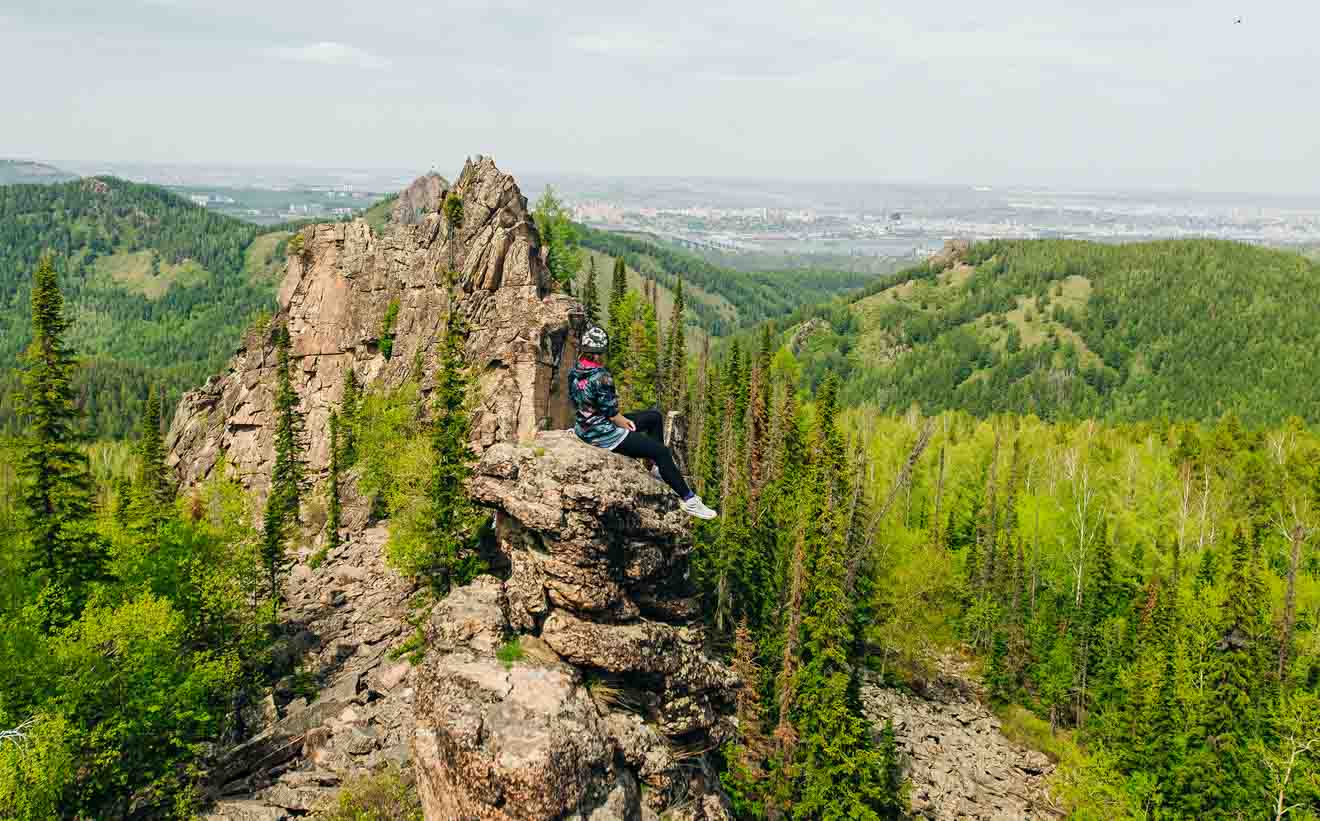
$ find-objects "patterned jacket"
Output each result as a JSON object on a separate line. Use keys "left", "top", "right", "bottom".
{"left": 567, "top": 359, "right": 627, "bottom": 450}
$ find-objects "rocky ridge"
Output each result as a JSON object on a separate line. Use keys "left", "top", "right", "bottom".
{"left": 166, "top": 155, "right": 582, "bottom": 504}
{"left": 175, "top": 160, "right": 737, "bottom": 820}
{"left": 413, "top": 431, "right": 736, "bottom": 820}
{"left": 861, "top": 659, "right": 1058, "bottom": 820}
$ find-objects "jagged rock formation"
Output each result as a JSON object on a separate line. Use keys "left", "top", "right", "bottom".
{"left": 174, "top": 160, "right": 738, "bottom": 819}
{"left": 861, "top": 663, "right": 1057, "bottom": 820}
{"left": 392, "top": 172, "right": 449, "bottom": 225}
{"left": 165, "top": 155, "right": 582, "bottom": 503}
{"left": 411, "top": 431, "right": 736, "bottom": 820}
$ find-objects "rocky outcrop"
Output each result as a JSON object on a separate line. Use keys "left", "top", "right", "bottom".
{"left": 205, "top": 526, "right": 418, "bottom": 820}
{"left": 412, "top": 431, "right": 736, "bottom": 821}
{"left": 165, "top": 156, "right": 582, "bottom": 504}
{"left": 861, "top": 662, "right": 1057, "bottom": 820}
{"left": 392, "top": 173, "right": 449, "bottom": 225}
{"left": 176, "top": 158, "right": 736, "bottom": 820}
{"left": 929, "top": 238, "right": 972, "bottom": 271}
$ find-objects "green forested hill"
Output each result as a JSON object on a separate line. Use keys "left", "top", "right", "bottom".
{"left": 785, "top": 239, "right": 1320, "bottom": 426}
{"left": 577, "top": 225, "right": 872, "bottom": 335}
{"left": 0, "top": 160, "right": 78, "bottom": 185}
{"left": 0, "top": 177, "right": 292, "bottom": 437}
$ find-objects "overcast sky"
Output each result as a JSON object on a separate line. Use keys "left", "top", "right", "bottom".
{"left": 3, "top": 0, "right": 1317, "bottom": 193}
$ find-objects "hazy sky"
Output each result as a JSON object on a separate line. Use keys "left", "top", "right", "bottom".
{"left": 3, "top": 0, "right": 1317, "bottom": 193}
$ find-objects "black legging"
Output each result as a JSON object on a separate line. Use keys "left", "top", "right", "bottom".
{"left": 615, "top": 410, "right": 692, "bottom": 499}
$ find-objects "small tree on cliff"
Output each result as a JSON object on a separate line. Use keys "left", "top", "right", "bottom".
{"left": 326, "top": 412, "right": 343, "bottom": 554}
{"left": 339, "top": 366, "right": 360, "bottom": 465}
{"left": 260, "top": 325, "right": 306, "bottom": 618}
{"left": 386, "top": 313, "right": 488, "bottom": 593}
{"left": 443, "top": 192, "right": 464, "bottom": 275}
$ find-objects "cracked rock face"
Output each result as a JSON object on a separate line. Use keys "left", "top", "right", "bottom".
{"left": 412, "top": 432, "right": 737, "bottom": 821}
{"left": 165, "top": 156, "right": 582, "bottom": 505}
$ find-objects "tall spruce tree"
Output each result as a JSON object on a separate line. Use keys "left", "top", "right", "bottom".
{"left": 17, "top": 255, "right": 108, "bottom": 627}
{"left": 260, "top": 325, "right": 306, "bottom": 618}
{"left": 609, "top": 291, "right": 636, "bottom": 395}
{"left": 421, "top": 314, "right": 487, "bottom": 592}
{"left": 326, "top": 412, "right": 342, "bottom": 553}
{"left": 339, "top": 366, "right": 360, "bottom": 464}
{"left": 663, "top": 278, "right": 687, "bottom": 409}
{"left": 607, "top": 258, "right": 628, "bottom": 359}
{"left": 1179, "top": 529, "right": 1265, "bottom": 814}
{"left": 128, "top": 387, "right": 171, "bottom": 531}
{"left": 582, "top": 256, "right": 600, "bottom": 324}
{"left": 791, "top": 376, "right": 902, "bottom": 818}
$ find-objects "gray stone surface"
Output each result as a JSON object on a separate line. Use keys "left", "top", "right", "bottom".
{"left": 861, "top": 658, "right": 1058, "bottom": 820}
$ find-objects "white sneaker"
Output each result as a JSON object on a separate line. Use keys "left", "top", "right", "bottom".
{"left": 680, "top": 495, "right": 718, "bottom": 520}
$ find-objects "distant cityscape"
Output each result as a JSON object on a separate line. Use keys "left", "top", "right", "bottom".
{"left": 522, "top": 176, "right": 1320, "bottom": 260}
{"left": 49, "top": 159, "right": 1320, "bottom": 256}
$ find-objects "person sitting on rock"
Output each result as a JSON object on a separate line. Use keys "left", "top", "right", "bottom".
{"left": 568, "top": 325, "right": 717, "bottom": 520}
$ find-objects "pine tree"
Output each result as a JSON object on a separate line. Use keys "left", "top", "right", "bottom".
{"left": 17, "top": 255, "right": 108, "bottom": 627}
{"left": 326, "top": 412, "right": 342, "bottom": 553}
{"left": 260, "top": 325, "right": 306, "bottom": 618}
{"left": 662, "top": 278, "right": 686, "bottom": 409}
{"left": 582, "top": 256, "right": 600, "bottom": 324}
{"left": 980, "top": 433, "right": 1001, "bottom": 590}
{"left": 339, "top": 366, "right": 360, "bottom": 464}
{"left": 608, "top": 291, "right": 636, "bottom": 394}
{"left": 791, "top": 412, "right": 902, "bottom": 818}
{"left": 698, "top": 360, "right": 724, "bottom": 499}
{"left": 1179, "top": 529, "right": 1264, "bottom": 815}
{"left": 415, "top": 314, "right": 487, "bottom": 592}
{"left": 723, "top": 619, "right": 772, "bottom": 817}
{"left": 607, "top": 258, "right": 628, "bottom": 359}
{"left": 626, "top": 300, "right": 660, "bottom": 408}
{"left": 128, "top": 387, "right": 171, "bottom": 531}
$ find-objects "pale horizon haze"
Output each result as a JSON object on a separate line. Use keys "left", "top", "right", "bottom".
{"left": 3, "top": 0, "right": 1318, "bottom": 195}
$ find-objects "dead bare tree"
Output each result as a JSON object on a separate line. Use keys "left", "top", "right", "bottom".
{"left": 1063, "top": 448, "right": 1098, "bottom": 608}
{"left": 1276, "top": 502, "right": 1314, "bottom": 681}
{"left": 846, "top": 420, "right": 935, "bottom": 593}
{"left": 931, "top": 444, "right": 947, "bottom": 549}
{"left": 1177, "top": 462, "right": 1194, "bottom": 558}
{"left": 775, "top": 526, "right": 808, "bottom": 756}
{"left": 0, "top": 719, "right": 34, "bottom": 748}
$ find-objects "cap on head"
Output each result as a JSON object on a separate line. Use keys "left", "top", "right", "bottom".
{"left": 581, "top": 325, "right": 609, "bottom": 354}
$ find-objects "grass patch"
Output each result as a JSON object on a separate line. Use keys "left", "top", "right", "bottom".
{"left": 497, "top": 637, "right": 524, "bottom": 669}
{"left": 388, "top": 627, "right": 426, "bottom": 665}
{"left": 994, "top": 703, "right": 1084, "bottom": 767}
{"left": 92, "top": 250, "right": 211, "bottom": 299}
{"left": 242, "top": 231, "right": 292, "bottom": 283}
{"left": 314, "top": 766, "right": 423, "bottom": 821}
{"left": 308, "top": 547, "right": 329, "bottom": 570}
